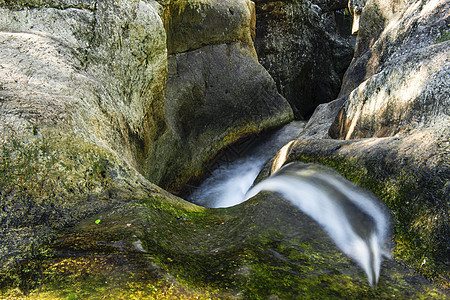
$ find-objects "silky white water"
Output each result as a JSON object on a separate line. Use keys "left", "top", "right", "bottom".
{"left": 187, "top": 121, "right": 391, "bottom": 286}
{"left": 245, "top": 162, "right": 391, "bottom": 286}
{"left": 188, "top": 121, "right": 305, "bottom": 208}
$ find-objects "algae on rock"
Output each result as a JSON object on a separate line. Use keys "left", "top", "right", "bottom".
{"left": 0, "top": 0, "right": 292, "bottom": 286}
{"left": 0, "top": 0, "right": 170, "bottom": 273}
{"left": 0, "top": 0, "right": 448, "bottom": 298}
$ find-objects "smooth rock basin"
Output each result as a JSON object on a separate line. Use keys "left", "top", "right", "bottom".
{"left": 0, "top": 0, "right": 449, "bottom": 298}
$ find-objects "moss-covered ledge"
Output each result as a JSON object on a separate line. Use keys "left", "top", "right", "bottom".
{"left": 1, "top": 188, "right": 447, "bottom": 298}
{"left": 0, "top": 125, "right": 173, "bottom": 275}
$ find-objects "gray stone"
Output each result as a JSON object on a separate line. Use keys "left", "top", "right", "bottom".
{"left": 148, "top": 0, "right": 293, "bottom": 191}
{"left": 149, "top": 42, "right": 293, "bottom": 191}
{"left": 332, "top": 0, "right": 450, "bottom": 138}
{"left": 0, "top": 0, "right": 293, "bottom": 269}
{"left": 0, "top": 0, "right": 170, "bottom": 270}
{"left": 165, "top": 0, "right": 256, "bottom": 55}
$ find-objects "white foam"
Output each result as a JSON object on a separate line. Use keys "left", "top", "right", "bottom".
{"left": 245, "top": 163, "right": 391, "bottom": 285}
{"left": 188, "top": 121, "right": 305, "bottom": 208}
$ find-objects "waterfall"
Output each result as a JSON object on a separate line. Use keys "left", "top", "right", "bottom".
{"left": 245, "top": 162, "right": 391, "bottom": 286}
{"left": 187, "top": 121, "right": 305, "bottom": 208}
{"left": 188, "top": 121, "right": 391, "bottom": 286}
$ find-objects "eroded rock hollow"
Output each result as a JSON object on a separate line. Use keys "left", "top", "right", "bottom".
{"left": 0, "top": 0, "right": 448, "bottom": 298}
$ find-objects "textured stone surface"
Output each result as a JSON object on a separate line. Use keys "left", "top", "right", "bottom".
{"left": 332, "top": 0, "right": 450, "bottom": 138}
{"left": 0, "top": 0, "right": 448, "bottom": 297}
{"left": 0, "top": 0, "right": 171, "bottom": 271}
{"left": 153, "top": 43, "right": 292, "bottom": 191}
{"left": 0, "top": 0, "right": 168, "bottom": 171}
{"left": 149, "top": 0, "right": 293, "bottom": 191}
{"left": 164, "top": 0, "right": 256, "bottom": 55}
{"left": 253, "top": 0, "right": 355, "bottom": 118}
{"left": 0, "top": 0, "right": 292, "bottom": 274}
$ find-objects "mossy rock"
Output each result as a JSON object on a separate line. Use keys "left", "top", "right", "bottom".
{"left": 164, "top": 0, "right": 255, "bottom": 54}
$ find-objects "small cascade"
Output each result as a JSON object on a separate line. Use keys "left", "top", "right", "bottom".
{"left": 188, "top": 121, "right": 391, "bottom": 286}
{"left": 245, "top": 162, "right": 391, "bottom": 286}
{"left": 188, "top": 121, "right": 305, "bottom": 208}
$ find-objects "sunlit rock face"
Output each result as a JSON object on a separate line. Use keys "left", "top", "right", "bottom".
{"left": 333, "top": 0, "right": 450, "bottom": 139}
{"left": 348, "top": 0, "right": 366, "bottom": 34}
{"left": 0, "top": 0, "right": 292, "bottom": 269}
{"left": 0, "top": 0, "right": 168, "bottom": 171}
{"left": 150, "top": 0, "right": 293, "bottom": 191}
{"left": 0, "top": 0, "right": 293, "bottom": 193}
{"left": 253, "top": 0, "right": 355, "bottom": 119}
{"left": 0, "top": 0, "right": 171, "bottom": 269}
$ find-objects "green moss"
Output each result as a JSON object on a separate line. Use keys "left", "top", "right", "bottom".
{"left": 1, "top": 126, "right": 446, "bottom": 298}
{"left": 0, "top": 128, "right": 128, "bottom": 278}
{"left": 436, "top": 29, "right": 450, "bottom": 43}
{"left": 0, "top": 0, "right": 95, "bottom": 10}
{"left": 1, "top": 189, "right": 447, "bottom": 298}
{"left": 1, "top": 251, "right": 225, "bottom": 299}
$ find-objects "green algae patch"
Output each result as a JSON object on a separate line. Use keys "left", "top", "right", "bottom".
{"left": 4, "top": 252, "right": 225, "bottom": 299}
{"left": 0, "top": 128, "right": 447, "bottom": 298}
{"left": 0, "top": 125, "right": 183, "bottom": 285}
{"left": 0, "top": 0, "right": 96, "bottom": 10}
{"left": 130, "top": 193, "right": 448, "bottom": 298}
{"left": 0, "top": 198, "right": 229, "bottom": 299}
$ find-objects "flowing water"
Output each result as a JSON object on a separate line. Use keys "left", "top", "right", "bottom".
{"left": 245, "top": 162, "right": 391, "bottom": 286}
{"left": 187, "top": 121, "right": 306, "bottom": 208}
{"left": 187, "top": 121, "right": 391, "bottom": 285}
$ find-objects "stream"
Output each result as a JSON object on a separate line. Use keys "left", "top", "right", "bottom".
{"left": 187, "top": 121, "right": 392, "bottom": 286}
{"left": 187, "top": 121, "right": 306, "bottom": 208}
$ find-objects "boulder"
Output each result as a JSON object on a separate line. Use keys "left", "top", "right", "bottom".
{"left": 147, "top": 0, "right": 293, "bottom": 192}
{"left": 0, "top": 0, "right": 171, "bottom": 271}
{"left": 164, "top": 0, "right": 256, "bottom": 54}
{"left": 0, "top": 0, "right": 292, "bottom": 279}
{"left": 0, "top": 0, "right": 168, "bottom": 171}
{"left": 253, "top": 0, "right": 355, "bottom": 118}
{"left": 0, "top": 0, "right": 448, "bottom": 297}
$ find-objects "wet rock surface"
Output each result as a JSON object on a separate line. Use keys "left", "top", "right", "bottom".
{"left": 270, "top": 0, "right": 450, "bottom": 288}
{"left": 2, "top": 192, "right": 447, "bottom": 298}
